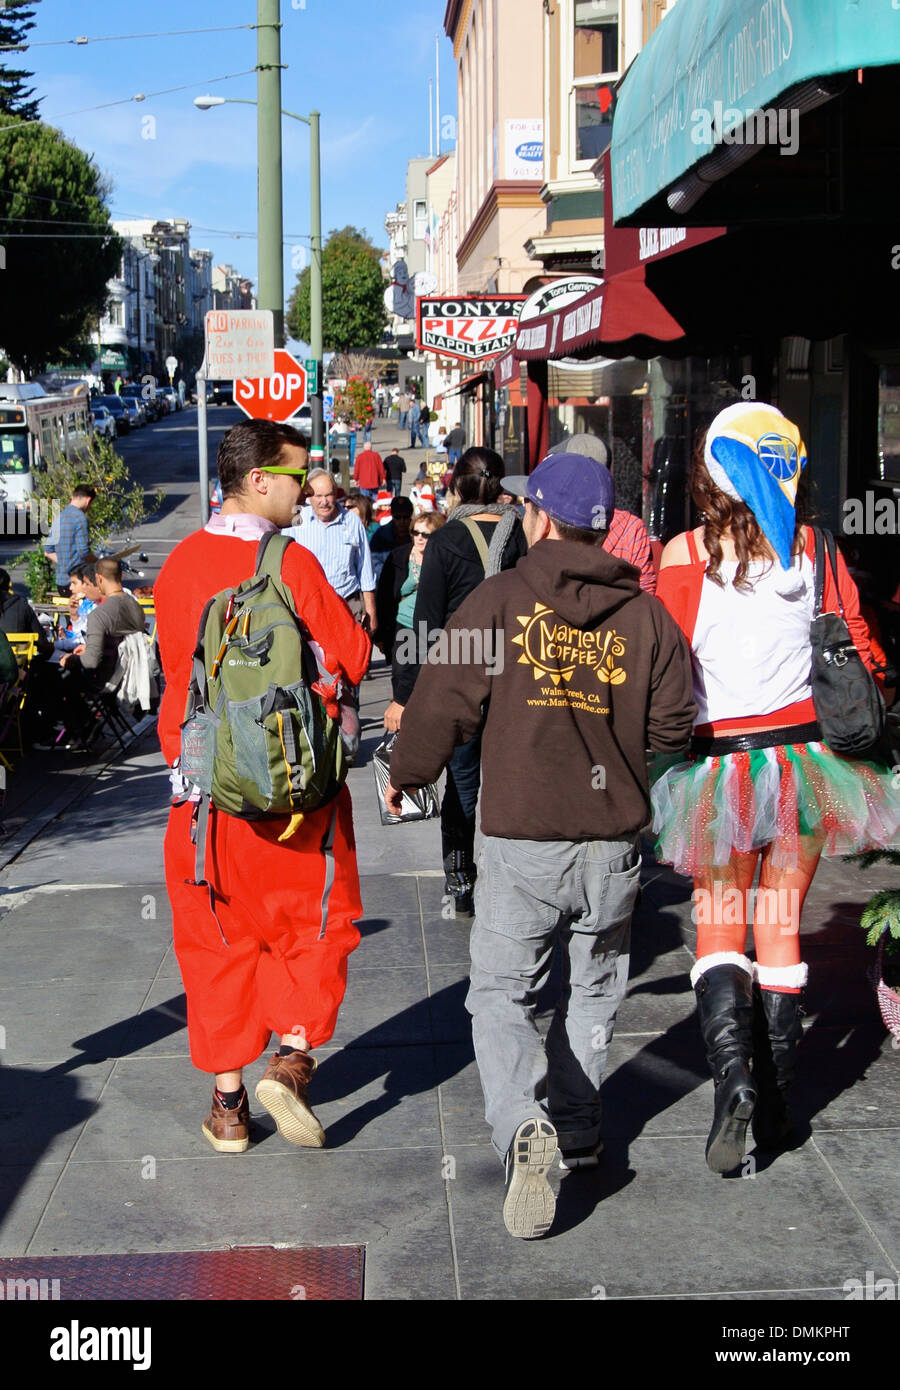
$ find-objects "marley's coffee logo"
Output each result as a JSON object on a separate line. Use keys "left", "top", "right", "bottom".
{"left": 512, "top": 603, "right": 627, "bottom": 685}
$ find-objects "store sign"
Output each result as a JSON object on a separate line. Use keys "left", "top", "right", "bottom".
{"left": 100, "top": 349, "right": 128, "bottom": 369}
{"left": 600, "top": 151, "right": 726, "bottom": 276}
{"left": 506, "top": 119, "right": 544, "bottom": 180}
{"left": 518, "top": 276, "right": 603, "bottom": 323}
{"left": 417, "top": 297, "right": 527, "bottom": 363}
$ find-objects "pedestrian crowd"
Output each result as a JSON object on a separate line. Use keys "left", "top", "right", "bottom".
{"left": 147, "top": 404, "right": 899, "bottom": 1242}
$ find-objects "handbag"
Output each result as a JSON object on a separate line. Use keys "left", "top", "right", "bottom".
{"left": 372, "top": 732, "right": 440, "bottom": 825}
{"left": 809, "top": 527, "right": 885, "bottom": 756}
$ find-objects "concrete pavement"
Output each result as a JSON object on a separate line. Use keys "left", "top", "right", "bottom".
{"left": 1, "top": 654, "right": 898, "bottom": 1302}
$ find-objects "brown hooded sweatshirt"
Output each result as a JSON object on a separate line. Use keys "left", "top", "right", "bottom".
{"left": 389, "top": 538, "right": 696, "bottom": 841}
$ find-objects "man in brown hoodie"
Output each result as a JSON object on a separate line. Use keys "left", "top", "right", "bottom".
{"left": 386, "top": 452, "right": 695, "bottom": 1239}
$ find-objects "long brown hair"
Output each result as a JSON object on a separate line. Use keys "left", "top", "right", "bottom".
{"left": 689, "top": 434, "right": 809, "bottom": 592}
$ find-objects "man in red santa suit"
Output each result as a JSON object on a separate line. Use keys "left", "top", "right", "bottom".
{"left": 155, "top": 419, "right": 370, "bottom": 1154}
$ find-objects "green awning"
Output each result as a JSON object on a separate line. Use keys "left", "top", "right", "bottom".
{"left": 611, "top": 0, "right": 900, "bottom": 223}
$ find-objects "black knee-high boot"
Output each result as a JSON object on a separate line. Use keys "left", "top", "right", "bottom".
{"left": 751, "top": 981, "right": 805, "bottom": 1150}
{"left": 693, "top": 956, "right": 757, "bottom": 1173}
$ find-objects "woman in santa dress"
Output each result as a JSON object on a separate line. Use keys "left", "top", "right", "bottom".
{"left": 653, "top": 401, "right": 898, "bottom": 1173}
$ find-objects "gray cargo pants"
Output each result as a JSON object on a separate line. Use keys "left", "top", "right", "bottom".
{"left": 466, "top": 834, "right": 641, "bottom": 1160}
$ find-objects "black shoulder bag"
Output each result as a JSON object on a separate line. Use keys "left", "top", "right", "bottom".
{"left": 809, "top": 527, "right": 885, "bottom": 756}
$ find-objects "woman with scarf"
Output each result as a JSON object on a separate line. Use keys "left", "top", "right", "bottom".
{"left": 653, "top": 402, "right": 899, "bottom": 1173}
{"left": 384, "top": 447, "right": 526, "bottom": 914}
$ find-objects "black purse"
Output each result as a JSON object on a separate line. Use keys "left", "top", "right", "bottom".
{"left": 809, "top": 527, "right": 885, "bottom": 756}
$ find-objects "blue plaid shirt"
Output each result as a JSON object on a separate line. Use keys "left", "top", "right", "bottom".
{"left": 54, "top": 503, "right": 90, "bottom": 586}
{"left": 282, "top": 505, "right": 375, "bottom": 598}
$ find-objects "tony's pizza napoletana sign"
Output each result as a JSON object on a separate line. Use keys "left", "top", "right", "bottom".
{"left": 416, "top": 296, "right": 527, "bottom": 363}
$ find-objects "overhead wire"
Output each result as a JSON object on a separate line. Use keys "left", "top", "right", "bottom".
{"left": 0, "top": 66, "right": 260, "bottom": 135}
{"left": 0, "top": 24, "right": 258, "bottom": 52}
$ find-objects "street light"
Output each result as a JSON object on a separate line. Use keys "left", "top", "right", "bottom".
{"left": 193, "top": 92, "right": 324, "bottom": 453}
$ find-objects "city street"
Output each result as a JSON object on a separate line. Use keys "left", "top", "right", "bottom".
{"left": 0, "top": 596, "right": 897, "bottom": 1300}
{"left": 1, "top": 0, "right": 898, "bottom": 1330}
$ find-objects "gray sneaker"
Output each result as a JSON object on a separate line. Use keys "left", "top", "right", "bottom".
{"left": 502, "top": 1119, "right": 558, "bottom": 1239}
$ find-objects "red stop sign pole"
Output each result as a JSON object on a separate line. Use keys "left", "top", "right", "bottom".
{"left": 234, "top": 349, "right": 308, "bottom": 422}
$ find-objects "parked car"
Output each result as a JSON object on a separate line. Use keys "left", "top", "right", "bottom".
{"left": 119, "top": 396, "right": 144, "bottom": 429}
{"left": 90, "top": 404, "right": 117, "bottom": 441}
{"left": 121, "top": 385, "right": 157, "bottom": 423}
{"left": 100, "top": 395, "right": 129, "bottom": 433}
{"left": 294, "top": 404, "right": 312, "bottom": 438}
{"left": 210, "top": 380, "right": 234, "bottom": 407}
{"left": 161, "top": 386, "right": 179, "bottom": 413}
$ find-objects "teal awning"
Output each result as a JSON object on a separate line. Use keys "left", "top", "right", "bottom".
{"left": 611, "top": 0, "right": 900, "bottom": 222}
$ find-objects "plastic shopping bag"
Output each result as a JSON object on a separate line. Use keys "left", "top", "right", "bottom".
{"left": 372, "top": 732, "right": 440, "bottom": 825}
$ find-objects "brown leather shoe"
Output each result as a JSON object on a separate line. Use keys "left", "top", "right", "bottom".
{"left": 202, "top": 1087, "right": 250, "bottom": 1153}
{"left": 255, "top": 1050, "right": 325, "bottom": 1147}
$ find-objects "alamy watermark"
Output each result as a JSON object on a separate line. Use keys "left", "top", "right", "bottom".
{"left": 843, "top": 1271, "right": 900, "bottom": 1300}
{"left": 692, "top": 884, "right": 801, "bottom": 932}
{"left": 394, "top": 621, "right": 504, "bottom": 675}
{"left": 842, "top": 492, "right": 900, "bottom": 535}
{"left": 0, "top": 499, "right": 61, "bottom": 537}
{"left": 691, "top": 101, "right": 799, "bottom": 157}
{"left": 0, "top": 1275, "right": 61, "bottom": 1300}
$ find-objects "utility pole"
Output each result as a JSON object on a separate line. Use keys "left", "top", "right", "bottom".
{"left": 309, "top": 109, "right": 324, "bottom": 454}
{"left": 257, "top": 0, "right": 285, "bottom": 347}
{"left": 435, "top": 33, "right": 441, "bottom": 154}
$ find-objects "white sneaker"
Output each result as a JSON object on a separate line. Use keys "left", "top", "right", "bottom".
{"left": 502, "top": 1119, "right": 557, "bottom": 1239}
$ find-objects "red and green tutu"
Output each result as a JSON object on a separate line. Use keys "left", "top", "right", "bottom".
{"left": 650, "top": 741, "right": 900, "bottom": 876}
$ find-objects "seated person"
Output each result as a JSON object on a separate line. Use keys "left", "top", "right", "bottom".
{"left": 0, "top": 567, "right": 52, "bottom": 657}
{"left": 60, "top": 558, "right": 146, "bottom": 687}
{"left": 54, "top": 568, "right": 98, "bottom": 653}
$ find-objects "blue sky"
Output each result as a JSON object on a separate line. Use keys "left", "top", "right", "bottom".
{"left": 16, "top": 0, "right": 458, "bottom": 301}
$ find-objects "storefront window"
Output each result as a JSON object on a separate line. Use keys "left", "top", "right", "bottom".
{"left": 877, "top": 365, "right": 900, "bottom": 481}
{"left": 546, "top": 355, "right": 746, "bottom": 541}
{"left": 573, "top": 0, "right": 618, "bottom": 163}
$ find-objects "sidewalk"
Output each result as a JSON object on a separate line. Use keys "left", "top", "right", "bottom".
{"left": 0, "top": 662, "right": 897, "bottom": 1300}
{"left": 341, "top": 413, "right": 439, "bottom": 497}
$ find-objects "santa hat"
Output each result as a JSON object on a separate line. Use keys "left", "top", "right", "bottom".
{"left": 374, "top": 488, "right": 393, "bottom": 521}
{"left": 704, "top": 401, "right": 807, "bottom": 589}
{"left": 417, "top": 486, "right": 437, "bottom": 512}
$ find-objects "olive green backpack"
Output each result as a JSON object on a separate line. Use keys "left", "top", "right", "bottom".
{"left": 180, "top": 533, "right": 348, "bottom": 881}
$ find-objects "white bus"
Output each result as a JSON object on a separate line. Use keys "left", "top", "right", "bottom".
{"left": 0, "top": 382, "right": 91, "bottom": 508}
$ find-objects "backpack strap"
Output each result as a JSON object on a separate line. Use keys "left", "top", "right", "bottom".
{"left": 255, "top": 530, "right": 293, "bottom": 585}
{"left": 459, "top": 516, "right": 491, "bottom": 573}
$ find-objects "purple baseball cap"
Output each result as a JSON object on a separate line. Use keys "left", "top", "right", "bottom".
{"left": 502, "top": 452, "right": 615, "bottom": 531}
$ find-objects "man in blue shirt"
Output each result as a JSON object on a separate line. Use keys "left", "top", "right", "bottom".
{"left": 283, "top": 469, "right": 376, "bottom": 631}
{"left": 44, "top": 486, "right": 95, "bottom": 595}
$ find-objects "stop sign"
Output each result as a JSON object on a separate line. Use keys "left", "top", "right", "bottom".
{"left": 234, "top": 349, "right": 307, "bottom": 422}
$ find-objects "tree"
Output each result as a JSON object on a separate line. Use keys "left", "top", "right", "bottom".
{"left": 287, "top": 226, "right": 386, "bottom": 354}
{"left": 0, "top": 1, "right": 41, "bottom": 121}
{"left": 14, "top": 433, "right": 163, "bottom": 599}
{"left": 0, "top": 114, "right": 122, "bottom": 373}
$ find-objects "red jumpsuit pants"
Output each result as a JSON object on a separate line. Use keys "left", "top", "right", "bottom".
{"left": 164, "top": 786, "right": 361, "bottom": 1073}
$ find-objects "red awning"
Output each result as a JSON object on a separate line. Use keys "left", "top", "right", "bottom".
{"left": 441, "top": 369, "right": 493, "bottom": 400}
{"left": 513, "top": 266, "right": 684, "bottom": 362}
